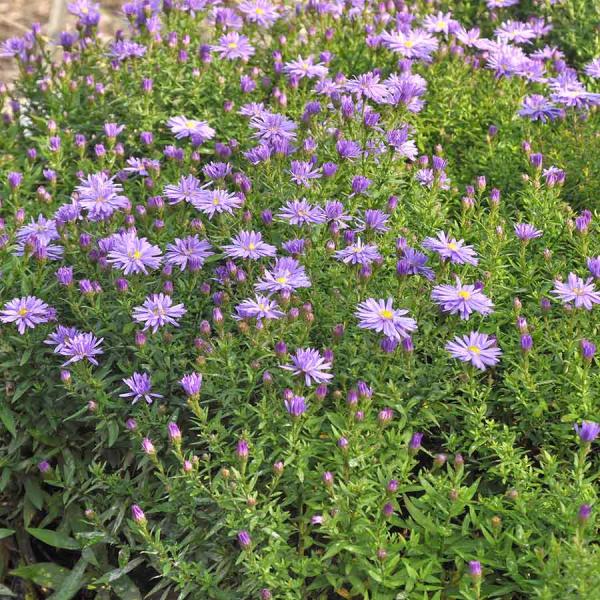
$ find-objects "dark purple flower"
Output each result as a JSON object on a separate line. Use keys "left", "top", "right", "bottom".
{"left": 574, "top": 421, "right": 600, "bottom": 443}
{"left": 120, "top": 372, "right": 162, "bottom": 404}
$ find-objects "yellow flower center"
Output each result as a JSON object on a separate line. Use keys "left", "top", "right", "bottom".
{"left": 248, "top": 243, "right": 256, "bottom": 250}
{"left": 133, "top": 250, "right": 141, "bottom": 260}
{"left": 447, "top": 242, "right": 458, "bottom": 250}
{"left": 574, "top": 287, "right": 583, "bottom": 295}
{"left": 403, "top": 40, "right": 414, "bottom": 48}
{"left": 458, "top": 290, "right": 471, "bottom": 299}
{"left": 185, "top": 120, "right": 195, "bottom": 128}
{"left": 227, "top": 42, "right": 238, "bottom": 49}
{"left": 468, "top": 345, "right": 480, "bottom": 354}
{"left": 18, "top": 308, "right": 28, "bottom": 316}
{"left": 258, "top": 303, "right": 266, "bottom": 311}
{"left": 212, "top": 197, "right": 220, "bottom": 205}
{"left": 276, "top": 276, "right": 288, "bottom": 284}
{"left": 379, "top": 309, "right": 393, "bottom": 319}
{"left": 255, "top": 7, "right": 265, "bottom": 14}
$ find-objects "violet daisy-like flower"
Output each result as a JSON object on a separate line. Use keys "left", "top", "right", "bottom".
{"left": 277, "top": 199, "right": 326, "bottom": 226}
{"left": 191, "top": 189, "right": 243, "bottom": 218}
{"left": 181, "top": 372, "right": 202, "bottom": 397}
{"left": 355, "top": 298, "right": 417, "bottom": 341}
{"left": 285, "top": 395, "right": 308, "bottom": 417}
{"left": 422, "top": 231, "right": 479, "bottom": 266}
{"left": 223, "top": 230, "right": 277, "bottom": 260}
{"left": 345, "top": 71, "right": 389, "bottom": 103}
{"left": 282, "top": 348, "right": 333, "bottom": 386}
{"left": 289, "top": 161, "right": 321, "bottom": 187}
{"left": 584, "top": 58, "right": 600, "bottom": 79}
{"left": 355, "top": 209, "right": 390, "bottom": 233}
{"left": 107, "top": 232, "right": 162, "bottom": 275}
{"left": 132, "top": 293, "right": 187, "bottom": 332}
{"left": 283, "top": 55, "right": 328, "bottom": 80}
{"left": 213, "top": 32, "right": 255, "bottom": 60}
{"left": 381, "top": 29, "right": 439, "bottom": 61}
{"left": 120, "top": 372, "right": 162, "bottom": 404}
{"left": 334, "top": 238, "right": 381, "bottom": 266}
{"left": 109, "top": 40, "right": 146, "bottom": 61}
{"left": 165, "top": 235, "right": 213, "bottom": 271}
{"left": 166, "top": 116, "right": 215, "bottom": 142}
{"left": 255, "top": 257, "right": 311, "bottom": 293}
{"left": 552, "top": 273, "right": 600, "bottom": 309}
{"left": 0, "top": 296, "right": 51, "bottom": 335}
{"left": 587, "top": 257, "right": 600, "bottom": 279}
{"left": 574, "top": 421, "right": 600, "bottom": 443}
{"left": 76, "top": 172, "right": 129, "bottom": 221}
{"left": 16, "top": 215, "right": 59, "bottom": 245}
{"left": 45, "top": 325, "right": 80, "bottom": 353}
{"left": 238, "top": 0, "right": 279, "bottom": 26}
{"left": 514, "top": 223, "right": 543, "bottom": 241}
{"left": 431, "top": 279, "right": 494, "bottom": 320}
{"left": 234, "top": 294, "right": 284, "bottom": 321}
{"left": 250, "top": 112, "right": 297, "bottom": 147}
{"left": 446, "top": 332, "right": 502, "bottom": 371}
{"left": 518, "top": 95, "right": 563, "bottom": 123}
{"left": 399, "top": 247, "right": 436, "bottom": 280}
{"left": 59, "top": 332, "right": 104, "bottom": 366}
{"left": 163, "top": 175, "right": 205, "bottom": 205}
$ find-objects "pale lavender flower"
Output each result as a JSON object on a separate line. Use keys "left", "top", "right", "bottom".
{"left": 422, "top": 231, "right": 479, "bottom": 265}
{"left": 514, "top": 223, "right": 543, "bottom": 241}
{"left": 283, "top": 55, "right": 328, "bottom": 80}
{"left": 165, "top": 235, "right": 213, "bottom": 271}
{"left": 235, "top": 295, "right": 284, "bottom": 321}
{"left": 238, "top": 0, "right": 279, "bottom": 26}
{"left": 518, "top": 95, "right": 563, "bottom": 123}
{"left": 191, "top": 189, "right": 243, "bottom": 218}
{"left": 76, "top": 173, "right": 129, "bottom": 221}
{"left": 285, "top": 395, "right": 308, "bottom": 417}
{"left": 213, "top": 32, "right": 255, "bottom": 60}
{"left": 381, "top": 29, "right": 439, "bottom": 61}
{"left": 552, "top": 273, "right": 600, "bottom": 309}
{"left": 60, "top": 332, "right": 104, "bottom": 366}
{"left": 120, "top": 372, "right": 162, "bottom": 404}
{"left": 289, "top": 161, "right": 321, "bottom": 187}
{"left": 446, "top": 332, "right": 502, "bottom": 370}
{"left": 355, "top": 209, "right": 390, "bottom": 233}
{"left": 255, "top": 257, "right": 311, "bottom": 293}
{"left": 431, "top": 279, "right": 494, "bottom": 319}
{"left": 334, "top": 238, "right": 381, "bottom": 266}
{"left": 167, "top": 116, "right": 215, "bottom": 142}
{"left": 355, "top": 298, "right": 417, "bottom": 341}
{"left": 223, "top": 230, "right": 277, "bottom": 260}
{"left": 250, "top": 112, "right": 297, "bottom": 146}
{"left": 282, "top": 348, "right": 333, "bottom": 386}
{"left": 345, "top": 72, "right": 389, "bottom": 103}
{"left": 584, "top": 59, "right": 600, "bottom": 79}
{"left": 107, "top": 232, "right": 163, "bottom": 275}
{"left": 399, "top": 247, "right": 436, "bottom": 280}
{"left": 277, "top": 199, "right": 326, "bottom": 226}
{"left": 0, "top": 296, "right": 51, "bottom": 334}
{"left": 45, "top": 325, "right": 80, "bottom": 353}
{"left": 181, "top": 372, "right": 202, "bottom": 397}
{"left": 132, "top": 293, "right": 187, "bottom": 332}
{"left": 163, "top": 175, "right": 205, "bottom": 205}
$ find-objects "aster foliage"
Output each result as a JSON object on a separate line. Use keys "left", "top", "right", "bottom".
{"left": 1, "top": 0, "right": 600, "bottom": 599}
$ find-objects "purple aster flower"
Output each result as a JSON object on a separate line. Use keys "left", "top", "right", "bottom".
{"left": 277, "top": 199, "right": 325, "bottom": 226}
{"left": 250, "top": 112, "right": 297, "bottom": 147}
{"left": 495, "top": 20, "right": 537, "bottom": 45}
{"left": 67, "top": 0, "right": 100, "bottom": 26}
{"left": 431, "top": 279, "right": 494, "bottom": 320}
{"left": 16, "top": 215, "right": 59, "bottom": 245}
{"left": 282, "top": 238, "right": 306, "bottom": 255}
{"left": 223, "top": 230, "right": 277, "bottom": 260}
{"left": 334, "top": 238, "right": 381, "bottom": 266}
{"left": 109, "top": 40, "right": 146, "bottom": 61}
{"left": 213, "top": 32, "right": 255, "bottom": 60}
{"left": 59, "top": 332, "right": 104, "bottom": 366}
{"left": 336, "top": 139, "right": 362, "bottom": 161}
{"left": 181, "top": 372, "right": 202, "bottom": 397}
{"left": 45, "top": 325, "right": 80, "bottom": 353}
{"left": 345, "top": 72, "right": 389, "bottom": 103}
{"left": 355, "top": 298, "right": 417, "bottom": 341}
{"left": 324, "top": 201, "right": 352, "bottom": 229}
{"left": 255, "top": 257, "right": 311, "bottom": 293}
{"left": 355, "top": 209, "right": 390, "bottom": 233}
{"left": 0, "top": 35, "right": 33, "bottom": 60}
{"left": 1, "top": 296, "right": 51, "bottom": 335}
{"left": 381, "top": 29, "right": 439, "bottom": 61}
{"left": 165, "top": 235, "right": 213, "bottom": 271}
{"left": 552, "top": 273, "right": 600, "bottom": 309}
{"left": 132, "top": 293, "right": 187, "bottom": 332}
{"left": 387, "top": 128, "right": 419, "bottom": 159}
{"left": 385, "top": 73, "right": 428, "bottom": 112}
{"left": 543, "top": 166, "right": 565, "bottom": 186}
{"left": 76, "top": 172, "right": 129, "bottom": 221}
{"left": 238, "top": 0, "right": 279, "bottom": 26}
{"left": 574, "top": 421, "right": 600, "bottom": 443}
{"left": 351, "top": 176, "right": 371, "bottom": 195}
{"left": 587, "top": 257, "right": 600, "bottom": 279}
{"left": 514, "top": 223, "right": 543, "bottom": 241}
{"left": 285, "top": 395, "right": 308, "bottom": 417}
{"left": 107, "top": 232, "right": 162, "bottom": 275}
{"left": 234, "top": 294, "right": 284, "bottom": 321}
{"left": 289, "top": 161, "right": 321, "bottom": 187}
{"left": 422, "top": 231, "right": 479, "bottom": 265}
{"left": 580, "top": 339, "right": 596, "bottom": 361}
{"left": 120, "top": 372, "right": 162, "bottom": 404}
{"left": 191, "top": 189, "right": 243, "bottom": 218}
{"left": 163, "top": 175, "right": 205, "bottom": 205}
{"left": 238, "top": 530, "right": 252, "bottom": 549}
{"left": 283, "top": 55, "right": 328, "bottom": 80}
{"left": 166, "top": 116, "right": 215, "bottom": 142}
{"left": 584, "top": 58, "right": 600, "bottom": 79}
{"left": 281, "top": 348, "right": 333, "bottom": 386}
{"left": 518, "top": 95, "right": 563, "bottom": 123}
{"left": 446, "top": 332, "right": 502, "bottom": 371}
{"left": 203, "top": 161, "right": 232, "bottom": 180}
{"left": 398, "top": 247, "right": 436, "bottom": 280}
{"left": 468, "top": 561, "right": 482, "bottom": 579}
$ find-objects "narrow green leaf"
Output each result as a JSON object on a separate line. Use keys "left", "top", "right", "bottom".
{"left": 26, "top": 528, "right": 80, "bottom": 550}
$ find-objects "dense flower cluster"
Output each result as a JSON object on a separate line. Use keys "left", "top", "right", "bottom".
{"left": 0, "top": 0, "right": 599, "bottom": 598}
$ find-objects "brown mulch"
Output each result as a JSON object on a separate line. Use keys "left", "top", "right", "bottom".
{"left": 0, "top": 0, "right": 125, "bottom": 83}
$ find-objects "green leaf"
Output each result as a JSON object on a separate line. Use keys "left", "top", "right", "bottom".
{"left": 0, "top": 528, "right": 15, "bottom": 540}
{"left": 107, "top": 420, "right": 119, "bottom": 447}
{"left": 112, "top": 575, "right": 142, "bottom": 600}
{"left": 96, "top": 557, "right": 145, "bottom": 584}
{"left": 10, "top": 563, "right": 70, "bottom": 589}
{"left": 26, "top": 528, "right": 80, "bottom": 550}
{"left": 48, "top": 558, "right": 88, "bottom": 600}
{"left": 25, "top": 478, "right": 44, "bottom": 510}
{"left": 0, "top": 404, "right": 16, "bottom": 437}
{"left": 0, "top": 584, "right": 16, "bottom": 597}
